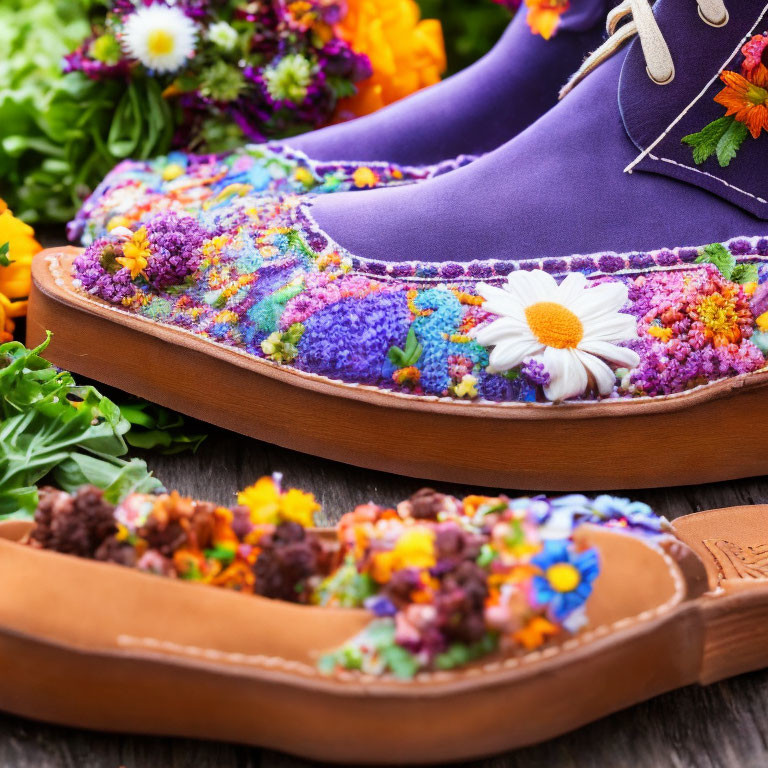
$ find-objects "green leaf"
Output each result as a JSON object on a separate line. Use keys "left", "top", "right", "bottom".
{"left": 0, "top": 242, "right": 11, "bottom": 267}
{"left": 387, "top": 328, "right": 423, "bottom": 368}
{"left": 0, "top": 338, "right": 164, "bottom": 519}
{"left": 101, "top": 459, "right": 164, "bottom": 505}
{"left": 682, "top": 116, "right": 734, "bottom": 165}
{"left": 716, "top": 119, "right": 749, "bottom": 168}
{"left": 695, "top": 243, "right": 736, "bottom": 280}
{"left": 730, "top": 263, "right": 759, "bottom": 285}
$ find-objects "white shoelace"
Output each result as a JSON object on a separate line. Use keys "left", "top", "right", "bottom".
{"left": 560, "top": 0, "right": 729, "bottom": 98}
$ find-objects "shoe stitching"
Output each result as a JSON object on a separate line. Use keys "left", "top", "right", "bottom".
{"left": 624, "top": 0, "right": 768, "bottom": 203}
{"left": 113, "top": 541, "right": 685, "bottom": 684}
{"left": 649, "top": 153, "right": 768, "bottom": 204}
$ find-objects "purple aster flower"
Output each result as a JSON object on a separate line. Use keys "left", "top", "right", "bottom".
{"left": 143, "top": 212, "right": 208, "bottom": 289}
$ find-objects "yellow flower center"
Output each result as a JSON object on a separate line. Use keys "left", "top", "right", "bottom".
{"left": 695, "top": 293, "right": 740, "bottom": 345}
{"left": 525, "top": 302, "right": 584, "bottom": 349}
{"left": 546, "top": 563, "right": 581, "bottom": 593}
{"left": 147, "top": 29, "right": 175, "bottom": 57}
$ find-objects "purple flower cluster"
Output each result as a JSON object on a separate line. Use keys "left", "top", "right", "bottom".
{"left": 627, "top": 337, "right": 765, "bottom": 397}
{"left": 73, "top": 238, "right": 136, "bottom": 304}
{"left": 144, "top": 212, "right": 208, "bottom": 289}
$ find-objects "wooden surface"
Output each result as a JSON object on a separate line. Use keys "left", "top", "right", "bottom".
{"left": 5, "top": 232, "right": 768, "bottom": 766}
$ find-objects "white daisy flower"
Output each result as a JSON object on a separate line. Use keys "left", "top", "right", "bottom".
{"left": 475, "top": 270, "right": 641, "bottom": 402}
{"left": 122, "top": 4, "right": 197, "bottom": 74}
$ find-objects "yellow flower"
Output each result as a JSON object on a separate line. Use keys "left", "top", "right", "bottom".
{"left": 162, "top": 163, "right": 185, "bottom": 181}
{"left": 0, "top": 294, "right": 26, "bottom": 343}
{"left": 294, "top": 166, "right": 316, "bottom": 187}
{"left": 117, "top": 226, "right": 150, "bottom": 279}
{"left": 334, "top": 0, "right": 446, "bottom": 119}
{"left": 452, "top": 374, "right": 478, "bottom": 399}
{"left": 237, "top": 476, "right": 282, "bottom": 525}
{"left": 107, "top": 215, "right": 134, "bottom": 232}
{"left": 758, "top": 311, "right": 768, "bottom": 333}
{"left": 393, "top": 527, "right": 436, "bottom": 569}
{"left": 353, "top": 167, "right": 379, "bottom": 188}
{"left": 0, "top": 199, "right": 41, "bottom": 340}
{"left": 647, "top": 325, "right": 674, "bottom": 343}
{"left": 525, "top": 0, "right": 571, "bottom": 40}
{"left": 236, "top": 476, "right": 320, "bottom": 527}
{"left": 280, "top": 488, "right": 320, "bottom": 527}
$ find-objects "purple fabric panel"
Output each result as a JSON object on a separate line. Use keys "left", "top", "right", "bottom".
{"left": 290, "top": 2, "right": 613, "bottom": 165}
{"left": 619, "top": 1, "right": 768, "bottom": 219}
{"left": 309, "top": 35, "right": 765, "bottom": 264}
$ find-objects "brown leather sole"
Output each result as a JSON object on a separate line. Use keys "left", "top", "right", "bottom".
{"left": 2, "top": 506, "right": 768, "bottom": 762}
{"left": 27, "top": 248, "right": 768, "bottom": 491}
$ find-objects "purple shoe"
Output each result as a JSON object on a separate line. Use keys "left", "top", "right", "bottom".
{"left": 38, "top": 0, "right": 768, "bottom": 489}
{"left": 69, "top": 0, "right": 616, "bottom": 245}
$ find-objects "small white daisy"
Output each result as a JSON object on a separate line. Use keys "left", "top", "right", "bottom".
{"left": 122, "top": 4, "right": 197, "bottom": 74}
{"left": 475, "top": 270, "right": 641, "bottom": 402}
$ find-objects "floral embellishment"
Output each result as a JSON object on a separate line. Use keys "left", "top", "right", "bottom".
{"left": 475, "top": 271, "right": 640, "bottom": 401}
{"left": 683, "top": 33, "right": 768, "bottom": 167}
{"left": 524, "top": 0, "right": 570, "bottom": 39}
{"left": 71, "top": 196, "right": 768, "bottom": 405}
{"left": 117, "top": 226, "right": 150, "bottom": 280}
{"left": 531, "top": 540, "right": 599, "bottom": 626}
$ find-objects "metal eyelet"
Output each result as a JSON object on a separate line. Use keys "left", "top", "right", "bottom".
{"left": 698, "top": 6, "right": 729, "bottom": 27}
{"left": 647, "top": 64, "right": 675, "bottom": 86}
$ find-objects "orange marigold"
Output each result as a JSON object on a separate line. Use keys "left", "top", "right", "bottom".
{"left": 334, "top": 0, "right": 446, "bottom": 119}
{"left": 0, "top": 199, "right": 41, "bottom": 341}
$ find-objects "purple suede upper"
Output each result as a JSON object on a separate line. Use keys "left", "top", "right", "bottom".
{"left": 620, "top": 0, "right": 768, "bottom": 219}
{"left": 290, "top": 0, "right": 614, "bottom": 165}
{"left": 308, "top": 0, "right": 767, "bottom": 263}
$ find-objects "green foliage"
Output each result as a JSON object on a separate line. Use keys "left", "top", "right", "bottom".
{"left": 695, "top": 243, "right": 736, "bottom": 279}
{"left": 0, "top": 334, "right": 163, "bottom": 519}
{"left": 0, "top": 0, "right": 176, "bottom": 223}
{"left": 118, "top": 400, "right": 207, "bottom": 455}
{"left": 682, "top": 115, "right": 749, "bottom": 168}
{"left": 694, "top": 242, "right": 756, "bottom": 285}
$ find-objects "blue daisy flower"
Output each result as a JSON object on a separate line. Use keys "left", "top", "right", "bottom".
{"left": 531, "top": 540, "right": 600, "bottom": 623}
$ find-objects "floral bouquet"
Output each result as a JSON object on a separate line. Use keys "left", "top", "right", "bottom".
{"left": 0, "top": 0, "right": 446, "bottom": 226}
{"left": 64, "top": 0, "right": 446, "bottom": 151}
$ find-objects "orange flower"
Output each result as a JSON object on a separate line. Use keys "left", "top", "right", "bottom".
{"left": 714, "top": 70, "right": 768, "bottom": 139}
{"left": 0, "top": 199, "right": 41, "bottom": 341}
{"left": 334, "top": 0, "right": 446, "bottom": 119}
{"left": 525, "top": 0, "right": 571, "bottom": 40}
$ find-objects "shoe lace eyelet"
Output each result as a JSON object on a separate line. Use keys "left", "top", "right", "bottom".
{"left": 698, "top": 5, "right": 729, "bottom": 27}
